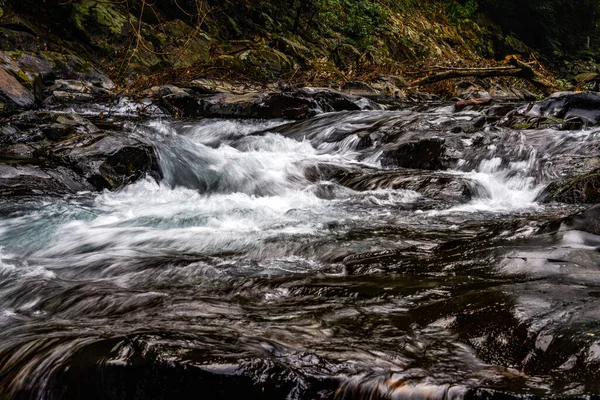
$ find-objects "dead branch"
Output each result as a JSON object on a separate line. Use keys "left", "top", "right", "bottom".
{"left": 410, "top": 55, "right": 557, "bottom": 95}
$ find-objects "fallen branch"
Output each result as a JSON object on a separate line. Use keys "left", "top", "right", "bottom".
{"left": 504, "top": 55, "right": 557, "bottom": 95}
{"left": 410, "top": 66, "right": 523, "bottom": 87}
{"left": 410, "top": 55, "right": 557, "bottom": 95}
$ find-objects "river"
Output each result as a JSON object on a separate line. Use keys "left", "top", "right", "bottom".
{"left": 1, "top": 105, "right": 599, "bottom": 399}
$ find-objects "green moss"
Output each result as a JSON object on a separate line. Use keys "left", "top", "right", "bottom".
{"left": 511, "top": 122, "right": 534, "bottom": 129}
{"left": 0, "top": 7, "right": 4, "bottom": 19}
{"left": 72, "top": 0, "right": 129, "bottom": 36}
{"left": 11, "top": 69, "right": 30, "bottom": 86}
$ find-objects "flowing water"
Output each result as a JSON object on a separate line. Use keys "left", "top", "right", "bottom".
{"left": 1, "top": 106, "right": 600, "bottom": 399}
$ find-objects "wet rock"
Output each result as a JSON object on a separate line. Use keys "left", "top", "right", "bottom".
{"left": 160, "top": 88, "right": 375, "bottom": 120}
{"left": 45, "top": 336, "right": 338, "bottom": 400}
{"left": 527, "top": 92, "right": 600, "bottom": 127}
{"left": 43, "top": 131, "right": 160, "bottom": 191}
{"left": 306, "top": 88, "right": 367, "bottom": 112}
{"left": 560, "top": 205, "right": 600, "bottom": 235}
{"left": 540, "top": 168, "right": 600, "bottom": 204}
{"left": 0, "top": 66, "right": 35, "bottom": 115}
{"left": 0, "top": 112, "right": 160, "bottom": 193}
{"left": 336, "top": 376, "right": 467, "bottom": 400}
{"left": 306, "top": 163, "right": 472, "bottom": 203}
{"left": 0, "top": 163, "right": 92, "bottom": 197}
{"left": 381, "top": 138, "right": 450, "bottom": 170}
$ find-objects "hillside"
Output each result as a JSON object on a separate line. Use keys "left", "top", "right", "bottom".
{"left": 0, "top": 0, "right": 599, "bottom": 96}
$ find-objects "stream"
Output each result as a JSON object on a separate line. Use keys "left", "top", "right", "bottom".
{"left": 1, "top": 105, "right": 600, "bottom": 399}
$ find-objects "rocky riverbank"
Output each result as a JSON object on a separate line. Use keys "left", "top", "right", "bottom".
{"left": 1, "top": 50, "right": 600, "bottom": 206}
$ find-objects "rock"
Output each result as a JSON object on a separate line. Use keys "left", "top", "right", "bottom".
{"left": 43, "top": 79, "right": 113, "bottom": 105}
{"left": 341, "top": 81, "right": 380, "bottom": 97}
{"left": 70, "top": 0, "right": 130, "bottom": 51}
{"left": 42, "top": 131, "right": 161, "bottom": 190}
{"left": 275, "top": 37, "right": 312, "bottom": 66}
{"left": 574, "top": 72, "right": 600, "bottom": 91}
{"left": 153, "top": 20, "right": 212, "bottom": 69}
{"left": 0, "top": 112, "right": 161, "bottom": 193}
{"left": 160, "top": 88, "right": 376, "bottom": 120}
{"left": 527, "top": 92, "right": 600, "bottom": 127}
{"left": 185, "top": 79, "right": 262, "bottom": 95}
{"left": 0, "top": 66, "right": 36, "bottom": 115}
{"left": 0, "top": 163, "right": 93, "bottom": 197}
{"left": 332, "top": 43, "right": 361, "bottom": 70}
{"left": 237, "top": 49, "right": 291, "bottom": 77}
{"left": 560, "top": 205, "right": 600, "bottom": 235}
{"left": 304, "top": 88, "right": 366, "bottom": 112}
{"left": 540, "top": 168, "right": 600, "bottom": 204}
{"left": 41, "top": 336, "right": 337, "bottom": 400}
{"left": 381, "top": 138, "right": 450, "bottom": 170}
{"left": 455, "top": 81, "right": 491, "bottom": 100}
{"left": 305, "top": 163, "right": 472, "bottom": 203}
{"left": 145, "top": 85, "right": 192, "bottom": 98}
{"left": 9, "top": 51, "right": 115, "bottom": 90}
{"left": 376, "top": 74, "right": 411, "bottom": 89}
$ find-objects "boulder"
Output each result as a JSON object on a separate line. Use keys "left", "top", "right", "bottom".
{"left": 527, "top": 92, "right": 600, "bottom": 127}
{"left": 0, "top": 164, "right": 93, "bottom": 197}
{"left": 560, "top": 205, "right": 600, "bottom": 235}
{"left": 381, "top": 138, "right": 450, "bottom": 170}
{"left": 0, "top": 66, "right": 36, "bottom": 115}
{"left": 0, "top": 112, "right": 161, "bottom": 193}
{"left": 237, "top": 49, "right": 291, "bottom": 77}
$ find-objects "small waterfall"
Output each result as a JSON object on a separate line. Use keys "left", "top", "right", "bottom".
{"left": 453, "top": 151, "right": 543, "bottom": 212}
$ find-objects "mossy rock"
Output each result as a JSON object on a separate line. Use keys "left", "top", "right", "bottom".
{"left": 237, "top": 49, "right": 291, "bottom": 77}
{"left": 71, "top": 0, "right": 129, "bottom": 36}
{"left": 70, "top": 0, "right": 132, "bottom": 52}
{"left": 332, "top": 44, "right": 361, "bottom": 70}
{"left": 156, "top": 20, "right": 213, "bottom": 69}
{"left": 276, "top": 37, "right": 312, "bottom": 66}
{"left": 504, "top": 35, "right": 529, "bottom": 54}
{"left": 542, "top": 169, "right": 600, "bottom": 204}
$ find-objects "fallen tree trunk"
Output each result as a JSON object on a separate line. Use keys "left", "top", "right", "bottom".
{"left": 410, "top": 56, "right": 557, "bottom": 95}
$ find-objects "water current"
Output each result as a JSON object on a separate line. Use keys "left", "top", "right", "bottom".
{"left": 1, "top": 106, "right": 600, "bottom": 399}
